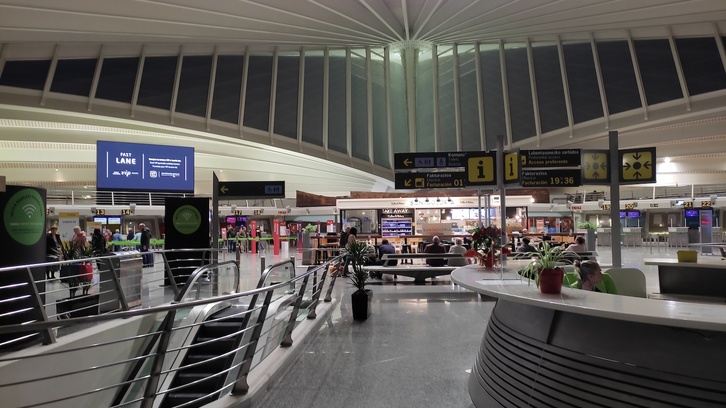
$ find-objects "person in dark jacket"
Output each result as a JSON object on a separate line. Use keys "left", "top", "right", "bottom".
{"left": 46, "top": 226, "right": 61, "bottom": 280}
{"left": 139, "top": 223, "right": 152, "bottom": 267}
{"left": 424, "top": 236, "right": 447, "bottom": 266}
{"left": 91, "top": 228, "right": 106, "bottom": 256}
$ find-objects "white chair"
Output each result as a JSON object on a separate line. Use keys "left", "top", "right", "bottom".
{"left": 604, "top": 268, "right": 647, "bottom": 298}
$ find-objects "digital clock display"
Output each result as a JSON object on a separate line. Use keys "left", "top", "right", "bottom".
{"left": 521, "top": 169, "right": 581, "bottom": 188}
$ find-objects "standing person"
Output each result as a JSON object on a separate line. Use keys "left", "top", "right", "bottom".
{"left": 112, "top": 229, "right": 122, "bottom": 252}
{"left": 226, "top": 226, "right": 237, "bottom": 253}
{"left": 256, "top": 226, "right": 265, "bottom": 252}
{"left": 91, "top": 228, "right": 106, "bottom": 256}
{"left": 139, "top": 223, "right": 152, "bottom": 267}
{"left": 46, "top": 226, "right": 61, "bottom": 280}
{"left": 424, "top": 236, "right": 447, "bottom": 266}
{"left": 72, "top": 226, "right": 87, "bottom": 252}
{"left": 127, "top": 228, "right": 135, "bottom": 241}
{"left": 238, "top": 225, "right": 248, "bottom": 253}
{"left": 341, "top": 227, "right": 359, "bottom": 276}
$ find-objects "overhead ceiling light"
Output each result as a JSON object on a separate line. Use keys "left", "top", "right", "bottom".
{"left": 664, "top": 157, "right": 671, "bottom": 163}
{"left": 55, "top": 168, "right": 59, "bottom": 171}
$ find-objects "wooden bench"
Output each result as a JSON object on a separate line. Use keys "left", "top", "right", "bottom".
{"left": 362, "top": 253, "right": 466, "bottom": 283}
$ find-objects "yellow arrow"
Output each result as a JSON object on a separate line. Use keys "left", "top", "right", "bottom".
{"left": 220, "top": 185, "right": 229, "bottom": 194}
{"left": 403, "top": 158, "right": 412, "bottom": 167}
{"left": 404, "top": 179, "right": 412, "bottom": 187}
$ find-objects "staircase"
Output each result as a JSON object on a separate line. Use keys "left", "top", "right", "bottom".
{"left": 161, "top": 306, "right": 248, "bottom": 408}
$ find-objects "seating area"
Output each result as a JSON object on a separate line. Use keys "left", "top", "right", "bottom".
{"left": 362, "top": 253, "right": 467, "bottom": 283}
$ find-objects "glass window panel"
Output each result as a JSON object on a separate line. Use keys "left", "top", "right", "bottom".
{"left": 371, "top": 49, "right": 388, "bottom": 167}
{"left": 479, "top": 44, "right": 506, "bottom": 150}
{"left": 415, "top": 49, "right": 435, "bottom": 152}
{"left": 438, "top": 46, "right": 457, "bottom": 151}
{"left": 243, "top": 55, "right": 273, "bottom": 131}
{"left": 563, "top": 42, "right": 603, "bottom": 124}
{"left": 138, "top": 56, "right": 178, "bottom": 110}
{"left": 596, "top": 41, "right": 640, "bottom": 114}
{"left": 389, "top": 49, "right": 409, "bottom": 155}
{"left": 176, "top": 55, "right": 212, "bottom": 117}
{"left": 96, "top": 57, "right": 139, "bottom": 103}
{"left": 274, "top": 53, "right": 299, "bottom": 139}
{"left": 458, "top": 45, "right": 481, "bottom": 151}
{"left": 532, "top": 43, "right": 567, "bottom": 134}
{"left": 634, "top": 39, "right": 682, "bottom": 105}
{"left": 351, "top": 49, "right": 368, "bottom": 161}
{"left": 505, "top": 44, "right": 536, "bottom": 142}
{"left": 302, "top": 51, "right": 324, "bottom": 147}
{"left": 0, "top": 59, "right": 51, "bottom": 90}
{"left": 211, "top": 55, "right": 244, "bottom": 124}
{"left": 50, "top": 58, "right": 96, "bottom": 96}
{"left": 677, "top": 37, "right": 726, "bottom": 96}
{"left": 328, "top": 50, "right": 347, "bottom": 154}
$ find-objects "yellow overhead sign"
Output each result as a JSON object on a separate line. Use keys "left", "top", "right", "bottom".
{"left": 503, "top": 151, "right": 519, "bottom": 183}
{"left": 466, "top": 154, "right": 496, "bottom": 186}
{"left": 619, "top": 148, "right": 656, "bottom": 183}
{"left": 581, "top": 150, "right": 609, "bottom": 183}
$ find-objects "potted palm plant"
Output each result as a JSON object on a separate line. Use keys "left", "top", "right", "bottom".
{"left": 577, "top": 221, "right": 598, "bottom": 251}
{"left": 346, "top": 240, "right": 373, "bottom": 320}
{"left": 519, "top": 241, "right": 573, "bottom": 294}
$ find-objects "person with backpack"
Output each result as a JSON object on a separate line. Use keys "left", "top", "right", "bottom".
{"left": 226, "top": 226, "right": 237, "bottom": 253}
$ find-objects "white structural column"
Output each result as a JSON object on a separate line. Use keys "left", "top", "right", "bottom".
{"left": 474, "top": 43, "right": 486, "bottom": 150}
{"left": 130, "top": 45, "right": 146, "bottom": 118}
{"left": 556, "top": 36, "right": 575, "bottom": 138}
{"left": 88, "top": 44, "right": 105, "bottom": 112}
{"left": 297, "top": 48, "right": 306, "bottom": 149}
{"left": 40, "top": 44, "right": 59, "bottom": 106}
{"left": 713, "top": 23, "right": 726, "bottom": 84}
{"left": 667, "top": 26, "right": 691, "bottom": 111}
{"left": 626, "top": 31, "right": 648, "bottom": 120}
{"left": 205, "top": 46, "right": 219, "bottom": 131}
{"left": 170, "top": 46, "right": 184, "bottom": 124}
{"left": 453, "top": 44, "right": 463, "bottom": 151}
{"left": 384, "top": 47, "right": 394, "bottom": 168}
{"left": 345, "top": 47, "right": 352, "bottom": 161}
{"left": 525, "top": 39, "right": 542, "bottom": 146}
{"left": 238, "top": 46, "right": 250, "bottom": 137}
{"left": 432, "top": 44, "right": 440, "bottom": 151}
{"left": 269, "top": 47, "right": 279, "bottom": 145}
{"left": 589, "top": 35, "right": 610, "bottom": 129}
{"left": 499, "top": 40, "right": 513, "bottom": 146}
{"left": 404, "top": 47, "right": 417, "bottom": 152}
{"left": 322, "top": 47, "right": 330, "bottom": 156}
{"left": 366, "top": 47, "right": 374, "bottom": 165}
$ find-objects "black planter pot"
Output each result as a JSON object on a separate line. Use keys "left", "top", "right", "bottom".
{"left": 351, "top": 289, "right": 372, "bottom": 321}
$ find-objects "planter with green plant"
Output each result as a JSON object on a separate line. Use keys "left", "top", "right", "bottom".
{"left": 518, "top": 241, "right": 573, "bottom": 294}
{"left": 301, "top": 223, "right": 319, "bottom": 265}
{"left": 346, "top": 240, "right": 374, "bottom": 320}
{"left": 59, "top": 241, "right": 94, "bottom": 297}
{"left": 577, "top": 221, "right": 598, "bottom": 251}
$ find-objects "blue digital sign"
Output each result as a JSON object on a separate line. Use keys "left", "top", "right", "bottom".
{"left": 97, "top": 141, "right": 194, "bottom": 192}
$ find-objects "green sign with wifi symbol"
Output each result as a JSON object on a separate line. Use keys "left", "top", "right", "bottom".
{"left": 173, "top": 205, "right": 202, "bottom": 235}
{"left": 4, "top": 188, "right": 45, "bottom": 245}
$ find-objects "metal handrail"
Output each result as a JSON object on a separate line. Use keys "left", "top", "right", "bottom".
{"left": 0, "top": 256, "right": 339, "bottom": 408}
{"left": 173, "top": 260, "right": 240, "bottom": 303}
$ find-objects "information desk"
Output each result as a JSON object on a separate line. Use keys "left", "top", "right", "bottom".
{"left": 644, "top": 257, "right": 726, "bottom": 299}
{"left": 451, "top": 267, "right": 726, "bottom": 408}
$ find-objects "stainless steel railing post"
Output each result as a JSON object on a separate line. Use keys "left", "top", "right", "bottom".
{"left": 230, "top": 289, "right": 274, "bottom": 395}
{"left": 140, "top": 310, "right": 176, "bottom": 408}
{"left": 26, "top": 267, "right": 55, "bottom": 345}
{"left": 160, "top": 252, "right": 180, "bottom": 297}
{"left": 281, "top": 274, "right": 310, "bottom": 347}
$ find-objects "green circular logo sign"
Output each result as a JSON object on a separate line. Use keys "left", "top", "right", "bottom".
{"left": 173, "top": 205, "right": 202, "bottom": 235}
{"left": 3, "top": 188, "right": 45, "bottom": 246}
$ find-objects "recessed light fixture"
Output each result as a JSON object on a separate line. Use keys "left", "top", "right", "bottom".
{"left": 55, "top": 168, "right": 59, "bottom": 171}
{"left": 664, "top": 157, "right": 671, "bottom": 163}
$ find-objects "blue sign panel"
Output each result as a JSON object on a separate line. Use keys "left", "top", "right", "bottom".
{"left": 97, "top": 141, "right": 195, "bottom": 192}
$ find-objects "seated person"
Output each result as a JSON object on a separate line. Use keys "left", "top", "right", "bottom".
{"left": 516, "top": 237, "right": 537, "bottom": 253}
{"left": 378, "top": 239, "right": 397, "bottom": 266}
{"left": 565, "top": 236, "right": 587, "bottom": 253}
{"left": 424, "top": 236, "right": 447, "bottom": 266}
{"left": 570, "top": 260, "right": 603, "bottom": 291}
{"left": 447, "top": 238, "right": 468, "bottom": 266}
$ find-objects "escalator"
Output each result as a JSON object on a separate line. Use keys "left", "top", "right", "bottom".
{"left": 161, "top": 305, "right": 248, "bottom": 408}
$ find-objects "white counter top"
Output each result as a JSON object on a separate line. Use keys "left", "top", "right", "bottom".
{"left": 644, "top": 258, "right": 726, "bottom": 269}
{"left": 451, "top": 267, "right": 726, "bottom": 332}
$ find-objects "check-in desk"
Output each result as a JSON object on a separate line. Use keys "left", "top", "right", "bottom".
{"left": 596, "top": 227, "right": 611, "bottom": 246}
{"left": 622, "top": 227, "right": 642, "bottom": 246}
{"left": 451, "top": 267, "right": 726, "bottom": 408}
{"left": 668, "top": 227, "right": 689, "bottom": 247}
{"left": 644, "top": 257, "right": 726, "bottom": 300}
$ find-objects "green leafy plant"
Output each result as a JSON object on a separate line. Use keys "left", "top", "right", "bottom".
{"left": 577, "top": 221, "right": 597, "bottom": 230}
{"left": 302, "top": 223, "right": 319, "bottom": 234}
{"left": 345, "top": 240, "right": 373, "bottom": 291}
{"left": 518, "top": 241, "right": 574, "bottom": 286}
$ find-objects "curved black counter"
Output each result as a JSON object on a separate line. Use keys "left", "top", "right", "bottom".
{"left": 451, "top": 266, "right": 726, "bottom": 408}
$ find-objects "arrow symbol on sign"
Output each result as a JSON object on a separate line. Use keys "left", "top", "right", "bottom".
{"left": 633, "top": 171, "right": 642, "bottom": 179}
{"left": 585, "top": 163, "right": 591, "bottom": 170}
{"left": 220, "top": 186, "right": 229, "bottom": 194}
{"left": 404, "top": 179, "right": 412, "bottom": 187}
{"left": 403, "top": 158, "right": 412, "bottom": 167}
{"left": 592, "top": 153, "right": 600, "bottom": 160}
{"left": 592, "top": 171, "right": 600, "bottom": 178}
{"left": 623, "top": 162, "right": 632, "bottom": 171}
{"left": 633, "top": 152, "right": 642, "bottom": 160}
{"left": 643, "top": 161, "right": 651, "bottom": 169}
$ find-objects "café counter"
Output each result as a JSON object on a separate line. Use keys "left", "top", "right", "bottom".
{"left": 451, "top": 266, "right": 726, "bottom": 408}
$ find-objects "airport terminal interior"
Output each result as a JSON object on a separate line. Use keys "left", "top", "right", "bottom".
{"left": 1, "top": 1, "right": 726, "bottom": 407}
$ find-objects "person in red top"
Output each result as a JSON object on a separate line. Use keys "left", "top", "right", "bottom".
{"left": 424, "top": 236, "right": 447, "bottom": 266}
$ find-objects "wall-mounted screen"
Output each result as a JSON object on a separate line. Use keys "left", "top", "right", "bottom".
{"left": 97, "top": 141, "right": 194, "bottom": 192}
{"left": 627, "top": 211, "right": 641, "bottom": 218}
{"left": 106, "top": 217, "right": 122, "bottom": 224}
{"left": 226, "top": 216, "right": 236, "bottom": 224}
{"left": 93, "top": 216, "right": 107, "bottom": 224}
{"left": 685, "top": 209, "right": 699, "bottom": 217}
{"left": 619, "top": 211, "right": 626, "bottom": 218}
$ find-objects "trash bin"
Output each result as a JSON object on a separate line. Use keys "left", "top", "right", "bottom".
{"left": 96, "top": 252, "right": 143, "bottom": 312}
